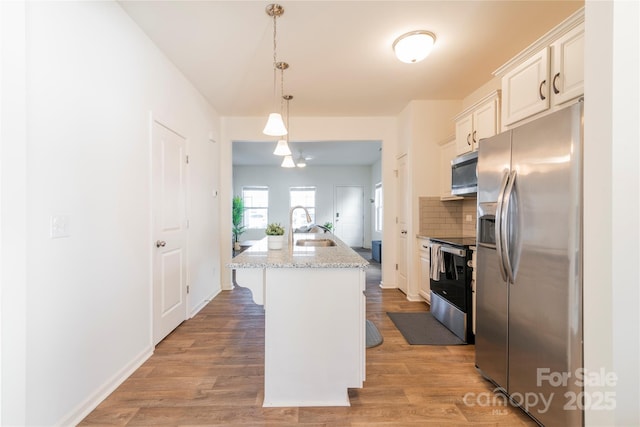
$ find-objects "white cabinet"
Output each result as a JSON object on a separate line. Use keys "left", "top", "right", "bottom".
{"left": 455, "top": 91, "right": 500, "bottom": 155}
{"left": 501, "top": 23, "right": 584, "bottom": 126}
{"left": 551, "top": 24, "right": 585, "bottom": 105}
{"left": 455, "top": 114, "right": 474, "bottom": 154}
{"left": 501, "top": 48, "right": 550, "bottom": 126}
{"left": 418, "top": 238, "right": 431, "bottom": 303}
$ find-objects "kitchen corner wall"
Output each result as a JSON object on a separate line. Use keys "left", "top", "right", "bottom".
{"left": 418, "top": 197, "right": 477, "bottom": 238}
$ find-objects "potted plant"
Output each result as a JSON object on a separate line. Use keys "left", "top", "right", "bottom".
{"left": 265, "top": 222, "right": 285, "bottom": 250}
{"left": 323, "top": 221, "right": 333, "bottom": 232}
{"left": 232, "top": 196, "right": 246, "bottom": 251}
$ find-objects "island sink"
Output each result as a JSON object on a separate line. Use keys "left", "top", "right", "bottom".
{"left": 295, "top": 238, "right": 337, "bottom": 247}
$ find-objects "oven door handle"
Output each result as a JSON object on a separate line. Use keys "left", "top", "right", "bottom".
{"left": 495, "top": 170, "right": 510, "bottom": 282}
{"left": 439, "top": 245, "right": 466, "bottom": 257}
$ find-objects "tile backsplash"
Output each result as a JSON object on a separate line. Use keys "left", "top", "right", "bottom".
{"left": 419, "top": 196, "right": 477, "bottom": 238}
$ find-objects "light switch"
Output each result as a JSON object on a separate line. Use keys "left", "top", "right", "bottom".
{"left": 51, "top": 215, "right": 70, "bottom": 238}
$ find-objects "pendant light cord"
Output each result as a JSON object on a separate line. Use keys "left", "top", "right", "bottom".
{"left": 272, "top": 13, "right": 278, "bottom": 109}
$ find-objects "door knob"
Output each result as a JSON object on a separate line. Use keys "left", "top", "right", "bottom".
{"left": 156, "top": 240, "right": 166, "bottom": 248}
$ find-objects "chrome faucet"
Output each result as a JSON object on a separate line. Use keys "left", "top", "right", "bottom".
{"left": 289, "top": 205, "right": 312, "bottom": 248}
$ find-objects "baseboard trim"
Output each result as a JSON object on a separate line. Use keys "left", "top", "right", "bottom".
{"left": 189, "top": 287, "right": 221, "bottom": 318}
{"left": 406, "top": 293, "right": 423, "bottom": 302}
{"left": 378, "top": 280, "right": 397, "bottom": 289}
{"left": 58, "top": 345, "right": 153, "bottom": 427}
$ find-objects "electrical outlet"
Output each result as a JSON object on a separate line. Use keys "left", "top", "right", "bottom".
{"left": 51, "top": 215, "right": 70, "bottom": 238}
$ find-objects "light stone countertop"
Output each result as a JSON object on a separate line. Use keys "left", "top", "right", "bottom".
{"left": 228, "top": 233, "right": 369, "bottom": 269}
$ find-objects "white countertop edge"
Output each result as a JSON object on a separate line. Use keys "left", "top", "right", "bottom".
{"left": 227, "top": 234, "right": 369, "bottom": 269}
{"left": 228, "top": 262, "right": 368, "bottom": 269}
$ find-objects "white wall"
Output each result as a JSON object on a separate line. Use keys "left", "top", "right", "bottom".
{"left": 584, "top": 1, "right": 639, "bottom": 425}
{"left": 221, "top": 116, "right": 397, "bottom": 290}
{"left": 1, "top": 2, "right": 220, "bottom": 425}
{"left": 396, "top": 100, "right": 462, "bottom": 301}
{"left": 233, "top": 165, "right": 374, "bottom": 245}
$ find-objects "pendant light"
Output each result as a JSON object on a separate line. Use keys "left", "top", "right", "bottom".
{"left": 296, "top": 152, "right": 307, "bottom": 168}
{"left": 281, "top": 155, "right": 296, "bottom": 168}
{"left": 263, "top": 4, "right": 288, "bottom": 136}
{"left": 392, "top": 30, "right": 436, "bottom": 63}
{"left": 278, "top": 93, "right": 295, "bottom": 168}
{"left": 273, "top": 139, "right": 292, "bottom": 156}
{"left": 273, "top": 94, "right": 293, "bottom": 156}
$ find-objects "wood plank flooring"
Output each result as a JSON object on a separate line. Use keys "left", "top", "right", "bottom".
{"left": 80, "top": 254, "right": 536, "bottom": 426}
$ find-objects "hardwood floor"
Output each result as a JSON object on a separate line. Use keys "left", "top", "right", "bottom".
{"left": 80, "top": 253, "right": 536, "bottom": 426}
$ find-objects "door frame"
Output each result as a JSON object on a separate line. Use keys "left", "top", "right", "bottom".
{"left": 396, "top": 154, "right": 408, "bottom": 294}
{"left": 149, "top": 112, "right": 190, "bottom": 344}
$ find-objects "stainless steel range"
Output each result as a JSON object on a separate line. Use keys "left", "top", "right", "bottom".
{"left": 429, "top": 237, "right": 475, "bottom": 343}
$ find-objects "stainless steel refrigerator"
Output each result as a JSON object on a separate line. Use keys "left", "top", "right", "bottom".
{"left": 475, "top": 101, "right": 583, "bottom": 426}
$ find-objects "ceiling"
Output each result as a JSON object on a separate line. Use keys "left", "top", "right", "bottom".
{"left": 119, "top": 0, "right": 583, "bottom": 165}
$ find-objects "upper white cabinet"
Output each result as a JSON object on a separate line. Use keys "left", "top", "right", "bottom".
{"left": 497, "top": 9, "right": 584, "bottom": 127}
{"left": 501, "top": 48, "right": 551, "bottom": 126}
{"left": 551, "top": 24, "right": 585, "bottom": 105}
{"left": 455, "top": 91, "right": 501, "bottom": 155}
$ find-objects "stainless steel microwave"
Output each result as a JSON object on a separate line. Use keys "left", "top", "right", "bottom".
{"left": 451, "top": 150, "right": 478, "bottom": 196}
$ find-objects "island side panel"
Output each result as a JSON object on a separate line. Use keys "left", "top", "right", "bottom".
{"left": 263, "top": 267, "right": 365, "bottom": 407}
{"left": 234, "top": 268, "right": 265, "bottom": 306}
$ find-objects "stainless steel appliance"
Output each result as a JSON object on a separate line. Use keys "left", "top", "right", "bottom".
{"left": 475, "top": 101, "right": 583, "bottom": 426}
{"left": 451, "top": 150, "right": 478, "bottom": 196}
{"left": 429, "top": 237, "right": 475, "bottom": 343}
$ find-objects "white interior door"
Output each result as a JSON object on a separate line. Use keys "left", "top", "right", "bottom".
{"left": 152, "top": 120, "right": 188, "bottom": 345}
{"left": 397, "top": 155, "right": 408, "bottom": 294}
{"left": 334, "top": 186, "right": 364, "bottom": 247}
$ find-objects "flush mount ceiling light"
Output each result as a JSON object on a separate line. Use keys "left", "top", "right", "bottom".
{"left": 274, "top": 94, "right": 293, "bottom": 156}
{"left": 392, "top": 30, "right": 436, "bottom": 63}
{"left": 263, "top": 4, "right": 288, "bottom": 136}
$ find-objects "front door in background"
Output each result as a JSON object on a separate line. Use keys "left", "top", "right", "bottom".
{"left": 152, "top": 119, "right": 188, "bottom": 345}
{"left": 334, "top": 186, "right": 364, "bottom": 247}
{"left": 397, "top": 155, "right": 408, "bottom": 294}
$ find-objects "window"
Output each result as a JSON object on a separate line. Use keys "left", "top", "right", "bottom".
{"left": 242, "top": 186, "right": 269, "bottom": 229}
{"left": 374, "top": 183, "right": 383, "bottom": 232}
{"left": 290, "top": 187, "right": 316, "bottom": 229}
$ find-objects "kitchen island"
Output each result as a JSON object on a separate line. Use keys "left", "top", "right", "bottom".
{"left": 228, "top": 233, "right": 368, "bottom": 407}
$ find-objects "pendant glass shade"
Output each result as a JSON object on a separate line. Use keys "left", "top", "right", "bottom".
{"left": 296, "top": 155, "right": 306, "bottom": 168}
{"left": 273, "top": 139, "right": 292, "bottom": 156}
{"left": 393, "top": 31, "right": 436, "bottom": 63}
{"left": 281, "top": 155, "right": 296, "bottom": 168}
{"left": 263, "top": 113, "right": 288, "bottom": 136}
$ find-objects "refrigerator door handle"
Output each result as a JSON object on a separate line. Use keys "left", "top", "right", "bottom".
{"left": 501, "top": 170, "right": 518, "bottom": 284}
{"left": 495, "top": 170, "right": 510, "bottom": 282}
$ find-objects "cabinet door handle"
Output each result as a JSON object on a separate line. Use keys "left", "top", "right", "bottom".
{"left": 472, "top": 130, "right": 477, "bottom": 143}
{"left": 466, "top": 133, "right": 471, "bottom": 146}
{"left": 539, "top": 79, "right": 547, "bottom": 100}
{"left": 552, "top": 72, "right": 560, "bottom": 94}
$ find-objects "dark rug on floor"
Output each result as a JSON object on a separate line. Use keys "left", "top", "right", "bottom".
{"left": 365, "top": 320, "right": 383, "bottom": 348}
{"left": 387, "top": 312, "right": 465, "bottom": 345}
